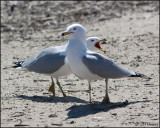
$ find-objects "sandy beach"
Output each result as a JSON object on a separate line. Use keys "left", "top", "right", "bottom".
{"left": 1, "top": 1, "right": 159, "bottom": 127}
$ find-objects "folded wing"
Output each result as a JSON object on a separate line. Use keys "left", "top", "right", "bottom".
{"left": 82, "top": 52, "right": 135, "bottom": 79}
{"left": 20, "top": 47, "right": 66, "bottom": 74}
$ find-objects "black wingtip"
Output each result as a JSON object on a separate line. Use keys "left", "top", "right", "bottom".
{"left": 129, "top": 72, "right": 152, "bottom": 80}
{"left": 12, "top": 61, "right": 24, "bottom": 68}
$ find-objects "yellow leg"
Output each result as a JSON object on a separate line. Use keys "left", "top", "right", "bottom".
{"left": 56, "top": 79, "right": 66, "bottom": 97}
{"left": 88, "top": 82, "right": 93, "bottom": 104}
{"left": 48, "top": 77, "right": 55, "bottom": 96}
{"left": 101, "top": 78, "right": 110, "bottom": 104}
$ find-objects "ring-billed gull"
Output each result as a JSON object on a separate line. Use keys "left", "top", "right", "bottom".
{"left": 13, "top": 44, "right": 69, "bottom": 97}
{"left": 86, "top": 37, "right": 106, "bottom": 53}
{"left": 13, "top": 37, "right": 107, "bottom": 97}
{"left": 62, "top": 24, "right": 150, "bottom": 104}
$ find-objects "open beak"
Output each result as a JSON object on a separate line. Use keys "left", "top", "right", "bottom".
{"left": 61, "top": 32, "right": 73, "bottom": 36}
{"left": 94, "top": 39, "right": 107, "bottom": 53}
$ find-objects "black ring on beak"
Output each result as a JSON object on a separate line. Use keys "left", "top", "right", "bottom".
{"left": 61, "top": 33, "right": 65, "bottom": 36}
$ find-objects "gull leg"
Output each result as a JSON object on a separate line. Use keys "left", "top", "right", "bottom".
{"left": 48, "top": 77, "right": 55, "bottom": 96}
{"left": 101, "top": 78, "right": 110, "bottom": 104}
{"left": 88, "top": 82, "right": 93, "bottom": 104}
{"left": 56, "top": 79, "right": 66, "bottom": 97}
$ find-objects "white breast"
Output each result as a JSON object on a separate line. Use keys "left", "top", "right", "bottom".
{"left": 66, "top": 39, "right": 103, "bottom": 81}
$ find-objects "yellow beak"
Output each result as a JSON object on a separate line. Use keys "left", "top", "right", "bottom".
{"left": 99, "top": 39, "right": 107, "bottom": 42}
{"left": 61, "top": 32, "right": 73, "bottom": 36}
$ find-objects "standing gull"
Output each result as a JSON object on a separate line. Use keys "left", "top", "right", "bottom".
{"left": 13, "top": 37, "right": 106, "bottom": 97}
{"left": 62, "top": 24, "right": 150, "bottom": 104}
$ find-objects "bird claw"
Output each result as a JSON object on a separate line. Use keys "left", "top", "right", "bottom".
{"left": 62, "top": 94, "right": 67, "bottom": 97}
{"left": 48, "top": 86, "right": 55, "bottom": 96}
{"left": 101, "top": 97, "right": 110, "bottom": 104}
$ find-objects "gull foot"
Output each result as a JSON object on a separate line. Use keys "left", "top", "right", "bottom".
{"left": 101, "top": 97, "right": 110, "bottom": 104}
{"left": 48, "top": 86, "right": 55, "bottom": 97}
{"left": 62, "top": 93, "right": 67, "bottom": 97}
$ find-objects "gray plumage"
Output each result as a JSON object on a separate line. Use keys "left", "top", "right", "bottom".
{"left": 19, "top": 46, "right": 66, "bottom": 74}
{"left": 82, "top": 52, "right": 135, "bottom": 79}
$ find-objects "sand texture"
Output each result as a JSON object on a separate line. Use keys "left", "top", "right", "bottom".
{"left": 1, "top": 1, "right": 159, "bottom": 127}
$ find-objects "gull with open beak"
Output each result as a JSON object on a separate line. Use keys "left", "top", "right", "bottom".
{"left": 13, "top": 35, "right": 107, "bottom": 97}
{"left": 86, "top": 37, "right": 106, "bottom": 53}
{"left": 62, "top": 24, "right": 150, "bottom": 104}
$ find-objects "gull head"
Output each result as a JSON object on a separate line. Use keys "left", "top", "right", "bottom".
{"left": 86, "top": 37, "right": 107, "bottom": 53}
{"left": 62, "top": 24, "right": 86, "bottom": 40}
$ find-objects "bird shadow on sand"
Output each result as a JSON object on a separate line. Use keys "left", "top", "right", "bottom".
{"left": 66, "top": 99, "right": 152, "bottom": 119}
{"left": 15, "top": 95, "right": 87, "bottom": 103}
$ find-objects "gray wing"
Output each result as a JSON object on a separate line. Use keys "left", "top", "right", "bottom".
{"left": 22, "top": 47, "right": 65, "bottom": 74}
{"left": 82, "top": 52, "right": 135, "bottom": 79}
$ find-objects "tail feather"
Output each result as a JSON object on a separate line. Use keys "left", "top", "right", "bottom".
{"left": 12, "top": 61, "right": 24, "bottom": 68}
{"left": 129, "top": 72, "right": 152, "bottom": 80}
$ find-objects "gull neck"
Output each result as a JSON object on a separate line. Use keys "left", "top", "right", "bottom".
{"left": 67, "top": 38, "right": 87, "bottom": 56}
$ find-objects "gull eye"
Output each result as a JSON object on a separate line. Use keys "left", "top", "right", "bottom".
{"left": 73, "top": 28, "right": 77, "bottom": 30}
{"left": 91, "top": 40, "right": 94, "bottom": 42}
